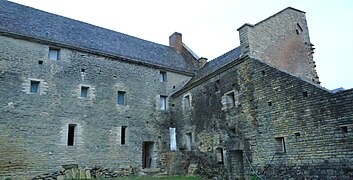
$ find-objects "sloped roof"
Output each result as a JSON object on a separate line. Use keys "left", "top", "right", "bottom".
{"left": 0, "top": 1, "right": 195, "bottom": 73}
{"left": 187, "top": 47, "right": 241, "bottom": 84}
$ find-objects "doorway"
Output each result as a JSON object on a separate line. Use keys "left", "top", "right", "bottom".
{"left": 142, "top": 141, "right": 154, "bottom": 168}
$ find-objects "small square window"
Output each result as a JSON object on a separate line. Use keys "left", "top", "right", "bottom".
{"left": 160, "top": 95, "right": 167, "bottom": 110}
{"left": 341, "top": 126, "right": 348, "bottom": 133}
{"left": 30, "top": 80, "right": 40, "bottom": 93}
{"left": 117, "top": 91, "right": 126, "bottom": 105}
{"left": 160, "top": 71, "right": 167, "bottom": 82}
{"left": 80, "top": 86, "right": 89, "bottom": 98}
{"left": 49, "top": 48, "right": 59, "bottom": 60}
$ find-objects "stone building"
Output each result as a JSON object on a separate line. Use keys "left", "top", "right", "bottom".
{"left": 0, "top": 1, "right": 352, "bottom": 179}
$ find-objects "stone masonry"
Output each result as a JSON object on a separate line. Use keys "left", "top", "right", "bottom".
{"left": 0, "top": 2, "right": 352, "bottom": 180}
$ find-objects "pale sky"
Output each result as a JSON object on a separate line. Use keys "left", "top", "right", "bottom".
{"left": 9, "top": 0, "right": 353, "bottom": 90}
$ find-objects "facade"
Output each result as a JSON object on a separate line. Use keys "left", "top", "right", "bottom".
{"left": 0, "top": 1, "right": 352, "bottom": 179}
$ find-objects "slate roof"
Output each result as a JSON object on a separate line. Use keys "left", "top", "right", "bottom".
{"left": 187, "top": 47, "right": 241, "bottom": 85}
{"left": 0, "top": 1, "right": 195, "bottom": 73}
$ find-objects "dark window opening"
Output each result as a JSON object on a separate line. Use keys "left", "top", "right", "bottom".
{"left": 173, "top": 86, "right": 176, "bottom": 89}
{"left": 227, "top": 92, "right": 236, "bottom": 107}
{"left": 261, "top": 70, "right": 266, "bottom": 76}
{"left": 303, "top": 92, "right": 308, "bottom": 97}
{"left": 230, "top": 128, "right": 236, "bottom": 135}
{"left": 160, "top": 71, "right": 167, "bottom": 82}
{"left": 121, "top": 126, "right": 127, "bottom": 145}
{"left": 67, "top": 124, "right": 76, "bottom": 146}
{"left": 294, "top": 132, "right": 301, "bottom": 137}
{"left": 268, "top": 101, "right": 272, "bottom": 106}
{"left": 49, "top": 48, "right": 59, "bottom": 60}
{"left": 215, "top": 80, "right": 221, "bottom": 91}
{"left": 38, "top": 60, "right": 43, "bottom": 65}
{"left": 275, "top": 137, "right": 286, "bottom": 153}
{"left": 117, "top": 91, "right": 126, "bottom": 105}
{"left": 30, "top": 80, "right": 40, "bottom": 93}
{"left": 341, "top": 126, "right": 348, "bottom": 133}
{"left": 81, "top": 68, "right": 85, "bottom": 72}
{"left": 80, "top": 86, "right": 89, "bottom": 98}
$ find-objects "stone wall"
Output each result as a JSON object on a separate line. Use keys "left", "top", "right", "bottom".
{"left": 171, "top": 57, "right": 353, "bottom": 179}
{"left": 0, "top": 35, "right": 192, "bottom": 178}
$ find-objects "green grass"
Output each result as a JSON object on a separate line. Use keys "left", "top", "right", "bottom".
{"left": 102, "top": 176, "right": 200, "bottom": 180}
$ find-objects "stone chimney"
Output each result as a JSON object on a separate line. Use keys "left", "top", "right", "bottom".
{"left": 169, "top": 32, "right": 183, "bottom": 54}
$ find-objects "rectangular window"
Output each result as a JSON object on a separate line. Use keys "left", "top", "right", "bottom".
{"left": 186, "top": 132, "right": 192, "bottom": 151}
{"left": 216, "top": 148, "right": 224, "bottom": 164}
{"left": 30, "top": 80, "right": 40, "bottom": 93}
{"left": 170, "top": 128, "right": 177, "bottom": 151}
{"left": 160, "top": 71, "right": 167, "bottom": 82}
{"left": 275, "top": 137, "right": 286, "bottom": 153}
{"left": 67, "top": 124, "right": 76, "bottom": 146}
{"left": 121, "top": 126, "right": 127, "bottom": 145}
{"left": 117, "top": 91, "right": 126, "bottom": 105}
{"left": 80, "top": 86, "right": 89, "bottom": 98}
{"left": 215, "top": 80, "right": 220, "bottom": 91}
{"left": 160, "top": 95, "right": 167, "bottom": 110}
{"left": 49, "top": 48, "right": 59, "bottom": 60}
{"left": 184, "top": 95, "right": 190, "bottom": 108}
{"left": 227, "top": 92, "right": 235, "bottom": 108}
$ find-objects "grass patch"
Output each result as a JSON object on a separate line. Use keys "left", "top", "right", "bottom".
{"left": 101, "top": 176, "right": 200, "bottom": 180}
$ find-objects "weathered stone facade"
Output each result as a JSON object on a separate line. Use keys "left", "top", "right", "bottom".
{"left": 0, "top": 2, "right": 352, "bottom": 179}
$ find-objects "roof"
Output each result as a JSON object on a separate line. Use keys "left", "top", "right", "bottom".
{"left": 0, "top": 1, "right": 195, "bottom": 73}
{"left": 187, "top": 47, "right": 241, "bottom": 85}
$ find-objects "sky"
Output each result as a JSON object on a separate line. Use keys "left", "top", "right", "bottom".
{"left": 9, "top": 0, "right": 353, "bottom": 90}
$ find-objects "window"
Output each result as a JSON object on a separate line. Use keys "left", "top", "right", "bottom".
{"left": 183, "top": 95, "right": 191, "bottom": 109}
{"left": 67, "top": 124, "right": 76, "bottom": 146}
{"left": 49, "top": 48, "right": 59, "bottom": 60}
{"left": 160, "top": 71, "right": 167, "bottom": 82}
{"left": 170, "top": 128, "right": 177, "bottom": 151}
{"left": 226, "top": 92, "right": 235, "bottom": 108}
{"left": 117, "top": 91, "right": 126, "bottom": 105}
{"left": 185, "top": 132, "right": 192, "bottom": 151}
{"left": 216, "top": 148, "right": 224, "bottom": 164}
{"left": 80, "top": 86, "right": 89, "bottom": 98}
{"left": 275, "top": 137, "right": 286, "bottom": 153}
{"left": 160, "top": 95, "right": 167, "bottom": 110}
{"left": 215, "top": 80, "right": 220, "bottom": 91}
{"left": 30, "top": 80, "right": 40, "bottom": 93}
{"left": 341, "top": 126, "right": 348, "bottom": 133}
{"left": 121, "top": 126, "right": 127, "bottom": 145}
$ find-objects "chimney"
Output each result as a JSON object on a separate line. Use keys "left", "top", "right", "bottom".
{"left": 169, "top": 32, "right": 183, "bottom": 54}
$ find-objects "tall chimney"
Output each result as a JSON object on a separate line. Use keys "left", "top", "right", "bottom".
{"left": 169, "top": 32, "right": 183, "bottom": 54}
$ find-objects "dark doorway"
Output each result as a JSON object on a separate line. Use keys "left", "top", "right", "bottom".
{"left": 142, "top": 141, "right": 154, "bottom": 168}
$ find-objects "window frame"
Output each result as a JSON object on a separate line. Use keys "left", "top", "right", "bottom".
{"left": 160, "top": 95, "right": 168, "bottom": 111}
{"left": 30, "top": 80, "right": 40, "bottom": 93}
{"left": 117, "top": 91, "right": 126, "bottom": 105}
{"left": 160, "top": 71, "right": 167, "bottom": 82}
{"left": 80, "top": 86, "right": 89, "bottom": 98}
{"left": 49, "top": 47, "right": 60, "bottom": 60}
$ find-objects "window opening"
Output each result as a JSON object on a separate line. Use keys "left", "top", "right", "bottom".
{"left": 160, "top": 95, "right": 167, "bottom": 110}
{"left": 275, "top": 137, "right": 286, "bottom": 153}
{"left": 216, "top": 148, "right": 224, "bottom": 164}
{"left": 117, "top": 91, "right": 126, "bottom": 105}
{"left": 30, "top": 80, "right": 40, "bottom": 93}
{"left": 49, "top": 48, "right": 59, "bottom": 60}
{"left": 215, "top": 80, "right": 220, "bottom": 91}
{"left": 160, "top": 71, "right": 167, "bottom": 82}
{"left": 67, "top": 124, "right": 76, "bottom": 146}
{"left": 186, "top": 132, "right": 192, "bottom": 151}
{"left": 121, "top": 126, "right": 127, "bottom": 145}
{"left": 341, "top": 126, "right": 348, "bottom": 133}
{"left": 80, "top": 86, "right": 89, "bottom": 98}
